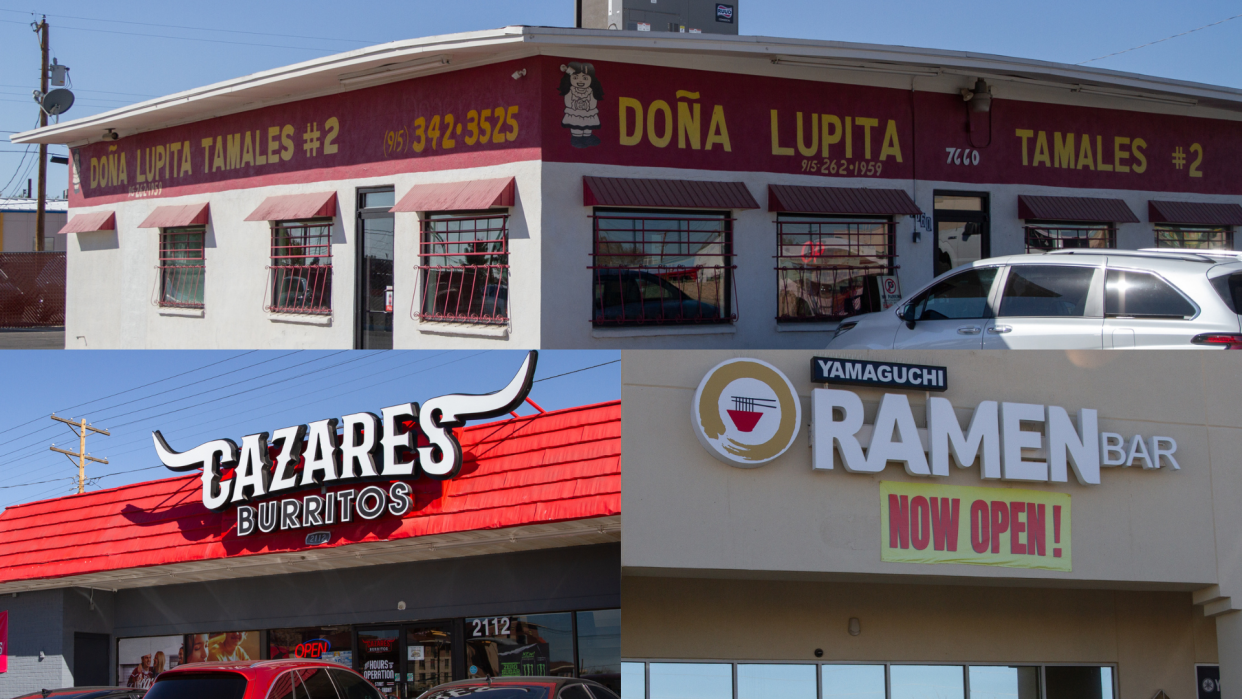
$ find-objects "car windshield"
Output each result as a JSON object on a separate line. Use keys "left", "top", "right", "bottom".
{"left": 144, "top": 673, "right": 247, "bottom": 699}
{"left": 420, "top": 686, "right": 550, "bottom": 699}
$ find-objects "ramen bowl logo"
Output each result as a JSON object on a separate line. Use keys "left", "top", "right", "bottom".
{"left": 692, "top": 358, "right": 801, "bottom": 467}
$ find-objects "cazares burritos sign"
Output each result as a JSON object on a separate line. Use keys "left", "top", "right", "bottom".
{"left": 152, "top": 352, "right": 537, "bottom": 537}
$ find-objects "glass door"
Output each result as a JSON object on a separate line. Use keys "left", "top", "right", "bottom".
{"left": 357, "top": 627, "right": 402, "bottom": 699}
{"left": 405, "top": 622, "right": 454, "bottom": 696}
{"left": 933, "top": 192, "right": 990, "bottom": 278}
{"left": 356, "top": 187, "right": 396, "bottom": 349}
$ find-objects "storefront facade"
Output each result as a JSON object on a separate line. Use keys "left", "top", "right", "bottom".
{"left": 14, "top": 28, "right": 1242, "bottom": 349}
{"left": 0, "top": 396, "right": 621, "bottom": 698}
{"left": 620, "top": 350, "right": 1240, "bottom": 699}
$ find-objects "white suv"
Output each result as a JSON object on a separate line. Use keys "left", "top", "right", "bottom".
{"left": 828, "top": 249, "right": 1242, "bottom": 349}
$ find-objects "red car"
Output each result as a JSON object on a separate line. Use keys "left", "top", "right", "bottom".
{"left": 417, "top": 677, "right": 619, "bottom": 699}
{"left": 144, "top": 659, "right": 382, "bottom": 699}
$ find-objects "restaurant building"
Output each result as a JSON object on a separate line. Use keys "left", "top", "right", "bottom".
{"left": 0, "top": 397, "right": 620, "bottom": 698}
{"left": 12, "top": 27, "right": 1242, "bottom": 349}
{"left": 621, "top": 350, "right": 1237, "bottom": 699}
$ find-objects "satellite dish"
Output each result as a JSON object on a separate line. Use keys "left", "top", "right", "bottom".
{"left": 40, "top": 89, "right": 74, "bottom": 117}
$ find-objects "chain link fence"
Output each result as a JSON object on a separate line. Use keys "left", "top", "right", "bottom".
{"left": 0, "top": 252, "right": 66, "bottom": 328}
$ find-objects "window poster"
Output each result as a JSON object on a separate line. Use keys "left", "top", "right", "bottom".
{"left": 465, "top": 614, "right": 573, "bottom": 679}
{"left": 117, "top": 635, "right": 183, "bottom": 688}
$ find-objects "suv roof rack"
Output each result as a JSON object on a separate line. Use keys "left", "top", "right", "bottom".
{"left": 1139, "top": 247, "right": 1242, "bottom": 260}
{"left": 1046, "top": 249, "right": 1217, "bottom": 263}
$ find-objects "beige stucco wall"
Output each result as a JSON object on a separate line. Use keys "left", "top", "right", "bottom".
{"left": 623, "top": 576, "right": 1218, "bottom": 699}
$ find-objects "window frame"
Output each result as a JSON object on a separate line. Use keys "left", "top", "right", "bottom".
{"left": 268, "top": 218, "right": 334, "bottom": 316}
{"left": 590, "top": 207, "right": 736, "bottom": 327}
{"left": 157, "top": 226, "right": 206, "bottom": 309}
{"left": 1153, "top": 224, "right": 1234, "bottom": 250}
{"left": 774, "top": 213, "right": 897, "bottom": 323}
{"left": 1023, "top": 220, "right": 1116, "bottom": 253}
{"left": 416, "top": 208, "right": 511, "bottom": 325}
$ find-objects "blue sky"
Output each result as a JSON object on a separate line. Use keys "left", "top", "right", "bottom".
{"left": 0, "top": 350, "right": 619, "bottom": 511}
{"left": 2, "top": 0, "right": 1241, "bottom": 199}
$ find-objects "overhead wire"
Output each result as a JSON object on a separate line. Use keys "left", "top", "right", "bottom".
{"left": 1079, "top": 12, "right": 1242, "bottom": 64}
{"left": 0, "top": 18, "right": 341, "bottom": 53}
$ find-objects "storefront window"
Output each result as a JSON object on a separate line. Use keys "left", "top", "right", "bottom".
{"left": 270, "top": 219, "right": 333, "bottom": 314}
{"left": 823, "top": 664, "right": 886, "bottom": 699}
{"left": 577, "top": 609, "right": 621, "bottom": 692}
{"left": 890, "top": 665, "right": 966, "bottom": 699}
{"left": 466, "top": 613, "right": 574, "bottom": 679}
{"left": 591, "top": 210, "right": 734, "bottom": 326}
{"left": 1023, "top": 221, "right": 1116, "bottom": 253}
{"left": 620, "top": 663, "right": 646, "bottom": 699}
{"left": 737, "top": 664, "right": 816, "bottom": 699}
{"left": 776, "top": 215, "right": 895, "bottom": 322}
{"left": 158, "top": 227, "right": 205, "bottom": 308}
{"left": 407, "top": 625, "right": 453, "bottom": 695}
{"left": 1045, "top": 666, "right": 1114, "bottom": 699}
{"left": 969, "top": 666, "right": 1041, "bottom": 699}
{"left": 648, "top": 663, "right": 732, "bottom": 699}
{"left": 117, "top": 635, "right": 184, "bottom": 688}
{"left": 268, "top": 626, "right": 353, "bottom": 666}
{"left": 1155, "top": 225, "right": 1233, "bottom": 250}
{"left": 418, "top": 211, "right": 510, "bottom": 323}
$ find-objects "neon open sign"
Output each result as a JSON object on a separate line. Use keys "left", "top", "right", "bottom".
{"left": 295, "top": 639, "right": 331, "bottom": 659}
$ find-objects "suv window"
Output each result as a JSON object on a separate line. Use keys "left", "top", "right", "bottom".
{"left": 904, "top": 268, "right": 998, "bottom": 321}
{"left": 588, "top": 687, "right": 621, "bottom": 699}
{"left": 998, "top": 265, "right": 1094, "bottom": 317}
{"left": 146, "top": 674, "right": 248, "bottom": 699}
{"left": 299, "top": 669, "right": 340, "bottom": 699}
{"left": 1105, "top": 269, "right": 1196, "bottom": 318}
{"left": 328, "top": 670, "right": 381, "bottom": 699}
{"left": 1210, "top": 273, "right": 1242, "bottom": 313}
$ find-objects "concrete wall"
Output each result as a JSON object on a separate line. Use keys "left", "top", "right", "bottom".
{"left": 0, "top": 590, "right": 75, "bottom": 698}
{"left": 623, "top": 576, "right": 1218, "bottom": 699}
{"left": 64, "top": 162, "right": 541, "bottom": 349}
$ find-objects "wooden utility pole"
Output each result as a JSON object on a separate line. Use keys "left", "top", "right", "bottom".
{"left": 34, "top": 16, "right": 48, "bottom": 252}
{"left": 49, "top": 414, "right": 109, "bottom": 494}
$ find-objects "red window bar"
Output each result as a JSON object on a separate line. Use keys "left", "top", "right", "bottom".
{"left": 775, "top": 217, "right": 897, "bottom": 322}
{"left": 1155, "top": 225, "right": 1234, "bottom": 250}
{"left": 590, "top": 212, "right": 735, "bottom": 325}
{"left": 417, "top": 212, "right": 509, "bottom": 324}
{"left": 1024, "top": 223, "right": 1116, "bottom": 253}
{"left": 158, "top": 227, "right": 205, "bottom": 308}
{"left": 268, "top": 220, "right": 332, "bottom": 315}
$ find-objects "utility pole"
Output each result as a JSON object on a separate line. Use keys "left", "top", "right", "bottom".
{"left": 49, "top": 414, "right": 109, "bottom": 494}
{"left": 34, "top": 15, "right": 48, "bottom": 253}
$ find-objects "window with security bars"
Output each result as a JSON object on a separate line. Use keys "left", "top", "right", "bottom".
{"left": 1024, "top": 221, "right": 1116, "bottom": 253}
{"left": 418, "top": 211, "right": 509, "bottom": 323}
{"left": 1154, "top": 225, "right": 1234, "bottom": 250}
{"left": 776, "top": 215, "right": 896, "bottom": 322}
{"left": 591, "top": 210, "right": 734, "bottom": 326}
{"left": 269, "top": 220, "right": 332, "bottom": 314}
{"left": 158, "top": 227, "right": 205, "bottom": 308}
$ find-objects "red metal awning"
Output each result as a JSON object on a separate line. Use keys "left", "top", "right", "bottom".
{"left": 390, "top": 177, "right": 515, "bottom": 213}
{"left": 58, "top": 211, "right": 116, "bottom": 234}
{"left": 1148, "top": 200, "right": 1242, "bottom": 226}
{"left": 1018, "top": 195, "right": 1139, "bottom": 223}
{"left": 583, "top": 176, "right": 759, "bottom": 210}
{"left": 244, "top": 191, "right": 338, "bottom": 222}
{"left": 137, "top": 203, "right": 210, "bottom": 229}
{"left": 768, "top": 184, "right": 922, "bottom": 215}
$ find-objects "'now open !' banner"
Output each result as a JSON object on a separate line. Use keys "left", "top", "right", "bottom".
{"left": 880, "top": 481, "right": 1071, "bottom": 572}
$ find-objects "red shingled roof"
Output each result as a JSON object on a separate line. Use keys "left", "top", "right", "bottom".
{"left": 0, "top": 401, "right": 620, "bottom": 585}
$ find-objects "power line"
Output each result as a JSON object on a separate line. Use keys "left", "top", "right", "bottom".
{"left": 0, "top": 83, "right": 157, "bottom": 98}
{"left": 1079, "top": 12, "right": 1242, "bottom": 65}
{"left": 0, "top": 7, "right": 374, "bottom": 46}
{"left": 533, "top": 359, "right": 620, "bottom": 383}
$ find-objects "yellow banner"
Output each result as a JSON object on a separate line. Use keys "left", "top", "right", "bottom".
{"left": 880, "top": 481, "right": 1071, "bottom": 572}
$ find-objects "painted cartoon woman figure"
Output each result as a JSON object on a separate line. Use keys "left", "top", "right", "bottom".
{"left": 559, "top": 62, "right": 603, "bottom": 148}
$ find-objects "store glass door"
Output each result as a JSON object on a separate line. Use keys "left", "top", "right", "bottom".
{"left": 357, "top": 627, "right": 402, "bottom": 698}
{"left": 356, "top": 187, "right": 395, "bottom": 349}
{"left": 406, "top": 622, "right": 454, "bottom": 696}
{"left": 934, "top": 192, "right": 990, "bottom": 278}
{"left": 357, "top": 623, "right": 456, "bottom": 698}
